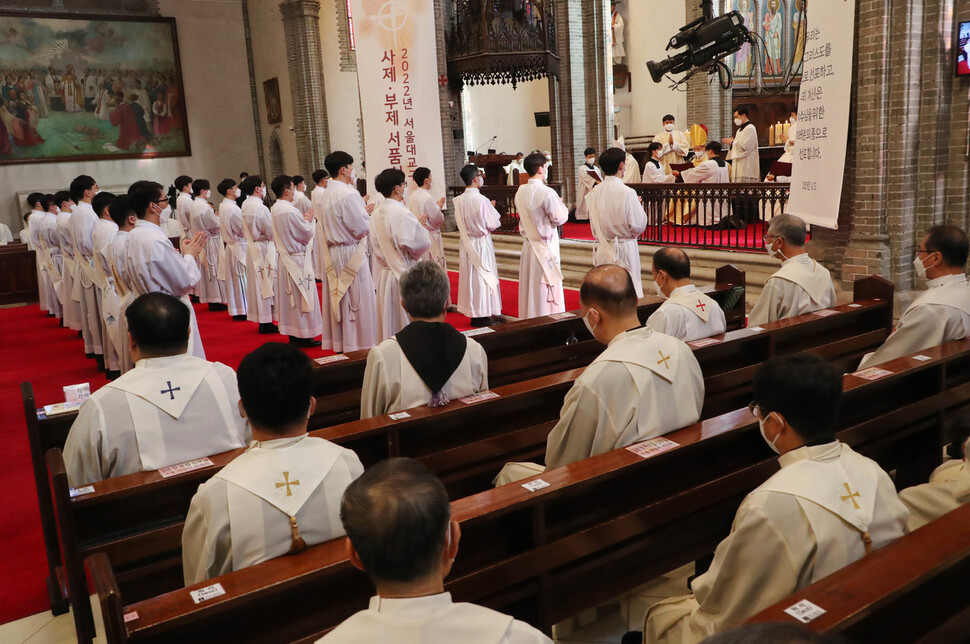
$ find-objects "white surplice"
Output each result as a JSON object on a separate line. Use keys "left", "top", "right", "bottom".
{"left": 453, "top": 188, "right": 503, "bottom": 318}
{"left": 643, "top": 442, "right": 909, "bottom": 644}
{"left": 318, "top": 592, "right": 552, "bottom": 644}
{"left": 182, "top": 434, "right": 362, "bottom": 585}
{"left": 407, "top": 187, "right": 447, "bottom": 269}
{"left": 623, "top": 153, "right": 642, "bottom": 184}
{"left": 899, "top": 457, "right": 970, "bottom": 530}
{"left": 219, "top": 198, "right": 248, "bottom": 317}
{"left": 28, "top": 215, "right": 48, "bottom": 312}
{"left": 31, "top": 210, "right": 62, "bottom": 319}
{"left": 241, "top": 195, "right": 277, "bottom": 324}
{"left": 646, "top": 284, "right": 726, "bottom": 342}
{"left": 728, "top": 122, "right": 760, "bottom": 182}
{"left": 652, "top": 128, "right": 690, "bottom": 174}
{"left": 108, "top": 230, "right": 134, "bottom": 373}
{"left": 575, "top": 164, "right": 603, "bottom": 221}
{"left": 681, "top": 159, "right": 731, "bottom": 226}
{"left": 371, "top": 199, "right": 431, "bottom": 341}
{"left": 189, "top": 197, "right": 227, "bottom": 304}
{"left": 92, "top": 218, "right": 120, "bottom": 371}
{"left": 71, "top": 201, "right": 103, "bottom": 355}
{"left": 516, "top": 178, "right": 569, "bottom": 318}
{"left": 311, "top": 184, "right": 328, "bottom": 280}
{"left": 125, "top": 219, "right": 206, "bottom": 358}
{"left": 584, "top": 176, "right": 648, "bottom": 298}
{"left": 360, "top": 332, "right": 488, "bottom": 418}
{"left": 176, "top": 191, "right": 194, "bottom": 241}
{"left": 271, "top": 199, "right": 323, "bottom": 338}
{"left": 317, "top": 180, "right": 379, "bottom": 352}
{"left": 642, "top": 159, "right": 676, "bottom": 185}
{"left": 57, "top": 210, "right": 83, "bottom": 331}
{"left": 857, "top": 273, "right": 970, "bottom": 369}
{"left": 747, "top": 253, "right": 837, "bottom": 327}
{"left": 63, "top": 353, "right": 250, "bottom": 486}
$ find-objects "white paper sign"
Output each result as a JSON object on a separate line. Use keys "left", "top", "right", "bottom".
{"left": 548, "top": 312, "right": 577, "bottom": 320}
{"left": 69, "top": 485, "right": 95, "bottom": 498}
{"left": 784, "top": 599, "right": 826, "bottom": 623}
{"left": 626, "top": 437, "right": 679, "bottom": 459}
{"left": 123, "top": 611, "right": 139, "bottom": 623}
{"left": 811, "top": 309, "right": 839, "bottom": 318}
{"left": 912, "top": 354, "right": 932, "bottom": 362}
{"left": 315, "top": 354, "right": 349, "bottom": 365}
{"left": 389, "top": 411, "right": 411, "bottom": 420}
{"left": 522, "top": 478, "right": 550, "bottom": 492}
{"left": 786, "top": 0, "right": 856, "bottom": 230}
{"left": 189, "top": 583, "right": 226, "bottom": 604}
{"left": 158, "top": 457, "right": 215, "bottom": 478}
{"left": 462, "top": 327, "right": 495, "bottom": 337}
{"left": 63, "top": 383, "right": 91, "bottom": 404}
{"left": 688, "top": 338, "right": 721, "bottom": 348}
{"left": 459, "top": 391, "right": 499, "bottom": 404}
{"left": 852, "top": 367, "right": 893, "bottom": 381}
{"left": 747, "top": 326, "right": 765, "bottom": 332}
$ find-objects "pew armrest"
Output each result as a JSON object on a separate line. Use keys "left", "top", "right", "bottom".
{"left": 89, "top": 552, "right": 128, "bottom": 644}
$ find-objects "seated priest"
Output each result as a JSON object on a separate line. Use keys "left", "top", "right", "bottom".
{"left": 642, "top": 354, "right": 908, "bottom": 643}
{"left": 646, "top": 247, "right": 726, "bottom": 342}
{"left": 318, "top": 458, "right": 552, "bottom": 644}
{"left": 858, "top": 225, "right": 970, "bottom": 369}
{"left": 494, "top": 265, "right": 703, "bottom": 485}
{"left": 361, "top": 261, "right": 488, "bottom": 418}
{"left": 182, "top": 343, "right": 363, "bottom": 585}
{"left": 747, "top": 214, "right": 836, "bottom": 327}
{"left": 899, "top": 432, "right": 970, "bottom": 530}
{"left": 63, "top": 293, "right": 250, "bottom": 486}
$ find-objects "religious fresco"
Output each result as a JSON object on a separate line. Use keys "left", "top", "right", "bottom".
{"left": 0, "top": 12, "right": 190, "bottom": 166}
{"left": 727, "top": 0, "right": 804, "bottom": 88}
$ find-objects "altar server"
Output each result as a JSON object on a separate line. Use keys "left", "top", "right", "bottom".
{"left": 217, "top": 179, "right": 248, "bottom": 320}
{"left": 673, "top": 142, "right": 732, "bottom": 227}
{"left": 652, "top": 114, "right": 689, "bottom": 173}
{"left": 240, "top": 175, "right": 278, "bottom": 334}
{"left": 56, "top": 191, "right": 83, "bottom": 331}
{"left": 723, "top": 105, "right": 760, "bottom": 183}
{"left": 91, "top": 191, "right": 120, "bottom": 375}
{"left": 310, "top": 169, "right": 330, "bottom": 279}
{"left": 189, "top": 179, "right": 228, "bottom": 310}
{"left": 407, "top": 166, "right": 447, "bottom": 269}
{"left": 173, "top": 174, "right": 194, "bottom": 242}
{"left": 575, "top": 147, "right": 603, "bottom": 221}
{"left": 646, "top": 247, "right": 726, "bottom": 341}
{"left": 642, "top": 142, "right": 676, "bottom": 184}
{"left": 70, "top": 174, "right": 104, "bottom": 362}
{"left": 107, "top": 196, "right": 136, "bottom": 373}
{"left": 453, "top": 164, "right": 503, "bottom": 327}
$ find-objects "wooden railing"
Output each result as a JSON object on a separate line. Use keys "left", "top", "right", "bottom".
{"left": 449, "top": 183, "right": 562, "bottom": 234}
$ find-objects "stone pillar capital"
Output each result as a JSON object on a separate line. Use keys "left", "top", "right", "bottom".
{"left": 279, "top": 0, "right": 322, "bottom": 20}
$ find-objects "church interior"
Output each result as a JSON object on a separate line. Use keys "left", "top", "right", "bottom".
{"left": 2, "top": 0, "right": 970, "bottom": 642}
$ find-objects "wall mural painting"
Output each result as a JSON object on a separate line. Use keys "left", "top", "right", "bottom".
{"left": 0, "top": 11, "right": 190, "bottom": 166}
{"left": 728, "top": 0, "right": 804, "bottom": 88}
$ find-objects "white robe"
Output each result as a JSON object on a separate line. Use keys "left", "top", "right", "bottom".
{"left": 71, "top": 201, "right": 104, "bottom": 355}
{"left": 899, "top": 457, "right": 970, "bottom": 530}
{"left": 516, "top": 178, "right": 569, "bottom": 318}
{"left": 371, "top": 199, "right": 431, "bottom": 341}
{"left": 125, "top": 219, "right": 206, "bottom": 359}
{"left": 176, "top": 192, "right": 194, "bottom": 241}
{"left": 271, "top": 200, "right": 323, "bottom": 338}
{"left": 646, "top": 284, "right": 726, "bottom": 342}
{"left": 189, "top": 197, "right": 227, "bottom": 304}
{"left": 0, "top": 222, "right": 11, "bottom": 244}
{"left": 311, "top": 184, "right": 328, "bottom": 280}
{"left": 585, "top": 176, "right": 648, "bottom": 298}
{"left": 241, "top": 195, "right": 277, "bottom": 324}
{"left": 318, "top": 180, "right": 379, "bottom": 353}
{"left": 92, "top": 219, "right": 120, "bottom": 371}
{"left": 19, "top": 227, "right": 30, "bottom": 244}
{"left": 505, "top": 159, "right": 526, "bottom": 186}
{"left": 747, "top": 253, "right": 837, "bottom": 327}
{"left": 108, "top": 230, "right": 135, "bottom": 373}
{"left": 652, "top": 128, "right": 690, "bottom": 174}
{"left": 31, "top": 210, "right": 61, "bottom": 319}
{"left": 643, "top": 442, "right": 909, "bottom": 643}
{"left": 57, "top": 211, "right": 83, "bottom": 331}
{"left": 181, "top": 434, "right": 362, "bottom": 585}
{"left": 575, "top": 164, "right": 603, "bottom": 221}
{"left": 360, "top": 333, "right": 488, "bottom": 418}
{"left": 622, "top": 153, "right": 642, "bottom": 184}
{"left": 857, "top": 273, "right": 970, "bottom": 369}
{"left": 453, "top": 188, "right": 503, "bottom": 318}
{"left": 612, "top": 10, "right": 625, "bottom": 64}
{"left": 28, "top": 216, "right": 47, "bottom": 312}
{"left": 219, "top": 199, "right": 248, "bottom": 317}
{"left": 318, "top": 592, "right": 552, "bottom": 644}
{"left": 728, "top": 122, "right": 760, "bottom": 182}
{"left": 681, "top": 159, "right": 731, "bottom": 226}
{"left": 407, "top": 187, "right": 446, "bottom": 269}
{"left": 62, "top": 353, "right": 250, "bottom": 486}
{"left": 642, "top": 159, "right": 676, "bottom": 184}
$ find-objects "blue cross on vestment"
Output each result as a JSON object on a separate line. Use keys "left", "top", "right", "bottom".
{"left": 298, "top": 275, "right": 314, "bottom": 291}
{"left": 160, "top": 381, "right": 181, "bottom": 400}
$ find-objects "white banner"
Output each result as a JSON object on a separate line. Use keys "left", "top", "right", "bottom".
{"left": 785, "top": 0, "right": 855, "bottom": 230}
{"left": 351, "top": 0, "right": 446, "bottom": 203}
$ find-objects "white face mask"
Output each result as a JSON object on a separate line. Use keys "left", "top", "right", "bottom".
{"left": 759, "top": 413, "right": 781, "bottom": 454}
{"left": 349, "top": 168, "right": 358, "bottom": 184}
{"left": 582, "top": 309, "right": 598, "bottom": 336}
{"left": 734, "top": 118, "right": 743, "bottom": 126}
{"left": 585, "top": 157, "right": 596, "bottom": 165}
{"left": 789, "top": 117, "right": 796, "bottom": 124}
{"left": 765, "top": 238, "right": 785, "bottom": 261}
{"left": 913, "top": 255, "right": 928, "bottom": 280}
{"left": 653, "top": 280, "right": 665, "bottom": 298}
{"left": 188, "top": 186, "right": 193, "bottom": 195}
{"left": 664, "top": 123, "right": 675, "bottom": 132}
{"left": 202, "top": 190, "right": 210, "bottom": 200}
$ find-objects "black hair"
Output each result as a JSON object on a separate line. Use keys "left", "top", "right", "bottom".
{"left": 459, "top": 164, "right": 480, "bottom": 187}
{"left": 293, "top": 175, "right": 305, "bottom": 186}
{"left": 69, "top": 175, "right": 96, "bottom": 203}
{"left": 27, "top": 192, "right": 44, "bottom": 209}
{"left": 190, "top": 179, "right": 210, "bottom": 195}
{"left": 312, "top": 169, "right": 329, "bottom": 184}
{"left": 662, "top": 114, "right": 675, "bottom": 123}
{"left": 109, "top": 195, "right": 134, "bottom": 227}
{"left": 91, "top": 191, "right": 116, "bottom": 218}
{"left": 125, "top": 292, "right": 190, "bottom": 356}
{"left": 217, "top": 178, "right": 236, "bottom": 197}
{"left": 647, "top": 141, "right": 663, "bottom": 155}
{"left": 653, "top": 247, "right": 691, "bottom": 280}
{"left": 735, "top": 105, "right": 749, "bottom": 117}
{"left": 374, "top": 168, "right": 406, "bottom": 198}
{"left": 523, "top": 152, "right": 547, "bottom": 177}
{"left": 237, "top": 342, "right": 314, "bottom": 432}
{"left": 753, "top": 354, "right": 842, "bottom": 443}
{"left": 129, "top": 181, "right": 164, "bottom": 218}
{"left": 599, "top": 147, "right": 627, "bottom": 176}
{"left": 174, "top": 175, "right": 193, "bottom": 191}
{"left": 583, "top": 147, "right": 596, "bottom": 156}
{"left": 271, "top": 175, "right": 293, "bottom": 198}
{"left": 706, "top": 141, "right": 723, "bottom": 154}
{"left": 324, "top": 151, "right": 355, "bottom": 179}
{"left": 239, "top": 175, "right": 263, "bottom": 197}
{"left": 412, "top": 166, "right": 432, "bottom": 188}
{"left": 53, "top": 190, "right": 72, "bottom": 209}
{"left": 924, "top": 225, "right": 969, "bottom": 269}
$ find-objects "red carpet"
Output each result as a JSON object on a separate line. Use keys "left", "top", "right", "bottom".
{"left": 0, "top": 271, "right": 578, "bottom": 625}
{"left": 555, "top": 221, "right": 771, "bottom": 250}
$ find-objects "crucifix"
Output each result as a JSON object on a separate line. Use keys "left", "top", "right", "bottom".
{"left": 276, "top": 471, "right": 301, "bottom": 497}
{"left": 160, "top": 381, "right": 181, "bottom": 400}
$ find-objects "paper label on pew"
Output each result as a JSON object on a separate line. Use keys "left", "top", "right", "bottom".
{"left": 389, "top": 411, "right": 411, "bottom": 420}
{"left": 912, "top": 354, "right": 932, "bottom": 362}
{"left": 811, "top": 309, "right": 839, "bottom": 318}
{"left": 522, "top": 478, "right": 550, "bottom": 492}
{"left": 42, "top": 401, "right": 82, "bottom": 416}
{"left": 158, "top": 457, "right": 215, "bottom": 478}
{"left": 784, "top": 599, "right": 826, "bottom": 623}
{"left": 852, "top": 367, "right": 893, "bottom": 381}
{"left": 848, "top": 303, "right": 862, "bottom": 308}
{"left": 315, "top": 354, "right": 349, "bottom": 365}
{"left": 459, "top": 391, "right": 500, "bottom": 404}
{"left": 626, "top": 437, "right": 679, "bottom": 459}
{"left": 747, "top": 326, "right": 765, "bottom": 332}
{"left": 63, "top": 382, "right": 91, "bottom": 404}
{"left": 688, "top": 338, "right": 721, "bottom": 349}
{"left": 69, "top": 485, "right": 95, "bottom": 498}
{"left": 462, "top": 327, "right": 495, "bottom": 337}
{"left": 189, "top": 582, "right": 226, "bottom": 604}
{"left": 548, "top": 312, "right": 576, "bottom": 320}
{"left": 123, "top": 611, "right": 139, "bottom": 623}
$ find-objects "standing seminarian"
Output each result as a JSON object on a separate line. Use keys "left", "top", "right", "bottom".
{"left": 318, "top": 151, "right": 379, "bottom": 353}
{"left": 240, "top": 175, "right": 278, "bottom": 334}
{"left": 642, "top": 142, "right": 677, "bottom": 184}
{"left": 723, "top": 106, "right": 760, "bottom": 183}
{"left": 182, "top": 343, "right": 362, "bottom": 584}
{"left": 585, "top": 147, "right": 648, "bottom": 298}
{"left": 28, "top": 193, "right": 62, "bottom": 320}
{"left": 407, "top": 167, "right": 447, "bottom": 269}
{"left": 217, "top": 179, "right": 248, "bottom": 320}
{"left": 310, "top": 169, "right": 330, "bottom": 280}
{"left": 516, "top": 151, "right": 569, "bottom": 318}
{"left": 370, "top": 168, "right": 431, "bottom": 341}
{"left": 674, "top": 142, "right": 732, "bottom": 227}
{"left": 107, "top": 196, "right": 136, "bottom": 373}
{"left": 646, "top": 247, "right": 726, "bottom": 341}
{"left": 574, "top": 147, "right": 603, "bottom": 221}
{"left": 453, "top": 164, "right": 503, "bottom": 327}
{"left": 858, "top": 225, "right": 970, "bottom": 369}
{"left": 56, "top": 191, "right": 83, "bottom": 332}
{"left": 70, "top": 174, "right": 104, "bottom": 364}
{"left": 748, "top": 214, "right": 836, "bottom": 326}
{"left": 270, "top": 174, "right": 323, "bottom": 347}
{"left": 173, "top": 174, "right": 194, "bottom": 243}
{"left": 91, "top": 191, "right": 121, "bottom": 376}
{"left": 189, "top": 179, "right": 228, "bottom": 310}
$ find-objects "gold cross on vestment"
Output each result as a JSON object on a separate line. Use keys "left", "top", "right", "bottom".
{"left": 840, "top": 482, "right": 861, "bottom": 509}
{"left": 276, "top": 471, "right": 300, "bottom": 497}
{"left": 657, "top": 351, "right": 671, "bottom": 369}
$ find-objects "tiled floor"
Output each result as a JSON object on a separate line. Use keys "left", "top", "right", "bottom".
{"left": 0, "top": 565, "right": 693, "bottom": 644}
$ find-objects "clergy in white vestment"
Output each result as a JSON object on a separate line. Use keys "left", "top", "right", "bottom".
{"left": 723, "top": 106, "right": 761, "bottom": 182}
{"left": 19, "top": 213, "right": 31, "bottom": 245}
{"left": 310, "top": 169, "right": 330, "bottom": 280}
{"left": 26, "top": 198, "right": 49, "bottom": 314}
{"left": 899, "top": 437, "right": 970, "bottom": 530}
{"left": 652, "top": 114, "right": 690, "bottom": 174}
{"left": 858, "top": 225, "right": 970, "bottom": 369}
{"left": 239, "top": 175, "right": 278, "bottom": 334}
{"left": 574, "top": 147, "right": 603, "bottom": 222}
{"left": 55, "top": 192, "right": 83, "bottom": 331}
{"left": 91, "top": 192, "right": 121, "bottom": 374}
{"left": 778, "top": 110, "right": 798, "bottom": 164}
{"left": 292, "top": 175, "right": 313, "bottom": 216}
{"left": 216, "top": 179, "right": 248, "bottom": 319}
{"left": 646, "top": 247, "right": 726, "bottom": 341}
{"left": 584, "top": 148, "right": 648, "bottom": 298}
{"left": 318, "top": 151, "right": 379, "bottom": 352}
{"left": 270, "top": 174, "right": 324, "bottom": 346}
{"left": 494, "top": 266, "right": 704, "bottom": 485}
{"left": 673, "top": 142, "right": 732, "bottom": 227}
{"left": 0, "top": 222, "right": 12, "bottom": 244}
{"left": 504, "top": 152, "right": 525, "bottom": 186}
{"left": 189, "top": 179, "right": 228, "bottom": 308}
{"left": 63, "top": 293, "right": 250, "bottom": 486}
{"left": 318, "top": 458, "right": 552, "bottom": 644}
{"left": 748, "top": 214, "right": 837, "bottom": 327}
{"left": 174, "top": 175, "right": 194, "bottom": 243}
{"left": 107, "top": 196, "right": 137, "bottom": 373}
{"left": 182, "top": 343, "right": 362, "bottom": 584}
{"left": 643, "top": 355, "right": 909, "bottom": 643}
{"left": 408, "top": 167, "right": 448, "bottom": 269}
{"left": 125, "top": 181, "right": 208, "bottom": 358}
{"left": 27, "top": 194, "right": 61, "bottom": 320}
{"left": 371, "top": 168, "right": 432, "bottom": 341}
{"left": 453, "top": 164, "right": 503, "bottom": 326}
{"left": 516, "top": 152, "right": 570, "bottom": 319}
{"left": 642, "top": 142, "right": 677, "bottom": 185}
{"left": 362, "top": 262, "right": 488, "bottom": 418}
{"left": 70, "top": 175, "right": 105, "bottom": 361}
{"left": 615, "top": 137, "right": 642, "bottom": 184}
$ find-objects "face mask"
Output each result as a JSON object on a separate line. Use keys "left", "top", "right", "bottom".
{"left": 202, "top": 190, "right": 210, "bottom": 200}
{"left": 160, "top": 205, "right": 171, "bottom": 222}
{"left": 734, "top": 118, "right": 743, "bottom": 126}
{"left": 585, "top": 157, "right": 595, "bottom": 165}
{"left": 188, "top": 187, "right": 193, "bottom": 195}
{"left": 759, "top": 414, "right": 781, "bottom": 454}
{"left": 664, "top": 124, "right": 675, "bottom": 132}
{"left": 789, "top": 117, "right": 796, "bottom": 124}
{"left": 913, "top": 255, "right": 928, "bottom": 280}
{"left": 765, "top": 238, "right": 785, "bottom": 261}
{"left": 582, "top": 310, "right": 598, "bottom": 335}
{"left": 653, "top": 281, "right": 665, "bottom": 298}
{"left": 349, "top": 169, "right": 358, "bottom": 184}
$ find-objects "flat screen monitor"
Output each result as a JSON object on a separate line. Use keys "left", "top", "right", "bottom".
{"left": 958, "top": 21, "right": 970, "bottom": 76}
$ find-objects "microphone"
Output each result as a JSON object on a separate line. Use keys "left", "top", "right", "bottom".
{"left": 474, "top": 135, "right": 497, "bottom": 154}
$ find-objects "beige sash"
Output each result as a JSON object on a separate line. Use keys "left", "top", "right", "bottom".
{"left": 241, "top": 207, "right": 276, "bottom": 299}
{"left": 72, "top": 234, "right": 103, "bottom": 289}
{"left": 453, "top": 195, "right": 499, "bottom": 290}
{"left": 317, "top": 210, "right": 369, "bottom": 323}
{"left": 270, "top": 213, "right": 314, "bottom": 312}
{"left": 371, "top": 203, "right": 411, "bottom": 281}
{"left": 517, "top": 186, "right": 563, "bottom": 288}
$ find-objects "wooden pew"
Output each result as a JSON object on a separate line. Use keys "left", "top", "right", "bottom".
{"left": 85, "top": 340, "right": 970, "bottom": 644}
{"left": 746, "top": 503, "right": 970, "bottom": 643}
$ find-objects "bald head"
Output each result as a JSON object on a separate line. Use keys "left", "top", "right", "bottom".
{"left": 580, "top": 265, "right": 638, "bottom": 317}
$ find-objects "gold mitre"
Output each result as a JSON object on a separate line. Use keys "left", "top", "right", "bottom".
{"left": 688, "top": 124, "right": 708, "bottom": 148}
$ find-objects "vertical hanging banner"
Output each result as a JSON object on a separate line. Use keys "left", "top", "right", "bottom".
{"left": 352, "top": 0, "right": 446, "bottom": 202}
{"left": 785, "top": 0, "right": 855, "bottom": 230}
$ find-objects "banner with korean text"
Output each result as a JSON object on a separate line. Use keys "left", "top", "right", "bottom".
{"left": 351, "top": 0, "right": 446, "bottom": 202}
{"left": 785, "top": 0, "right": 855, "bottom": 230}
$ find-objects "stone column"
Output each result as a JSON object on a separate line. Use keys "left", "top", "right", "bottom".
{"left": 435, "top": 0, "right": 464, "bottom": 215}
{"left": 242, "top": 0, "right": 268, "bottom": 179}
{"left": 279, "top": 0, "right": 330, "bottom": 177}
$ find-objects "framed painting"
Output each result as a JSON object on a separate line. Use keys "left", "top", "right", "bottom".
{"left": 0, "top": 11, "right": 190, "bottom": 166}
{"left": 263, "top": 77, "right": 282, "bottom": 125}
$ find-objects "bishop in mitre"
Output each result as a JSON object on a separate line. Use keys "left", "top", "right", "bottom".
{"left": 646, "top": 247, "right": 726, "bottom": 341}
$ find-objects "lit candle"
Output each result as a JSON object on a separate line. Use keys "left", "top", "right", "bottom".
{"left": 769, "top": 125, "right": 775, "bottom": 146}
{"left": 783, "top": 122, "right": 791, "bottom": 139}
